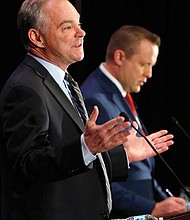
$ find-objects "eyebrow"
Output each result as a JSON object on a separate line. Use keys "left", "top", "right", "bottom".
{"left": 58, "top": 20, "right": 74, "bottom": 28}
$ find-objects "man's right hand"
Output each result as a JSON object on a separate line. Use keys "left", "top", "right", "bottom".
{"left": 84, "top": 106, "right": 131, "bottom": 154}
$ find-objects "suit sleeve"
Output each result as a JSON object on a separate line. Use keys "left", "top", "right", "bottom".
{"left": 153, "top": 179, "right": 168, "bottom": 201}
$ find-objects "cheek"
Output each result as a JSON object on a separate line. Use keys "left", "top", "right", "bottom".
{"left": 134, "top": 65, "right": 144, "bottom": 77}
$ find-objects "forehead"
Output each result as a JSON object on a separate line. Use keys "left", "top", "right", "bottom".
{"left": 131, "top": 40, "right": 158, "bottom": 64}
{"left": 138, "top": 40, "right": 158, "bottom": 52}
{"left": 43, "top": 0, "right": 80, "bottom": 22}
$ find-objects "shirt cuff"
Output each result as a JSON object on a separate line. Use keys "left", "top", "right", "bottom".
{"left": 81, "top": 134, "right": 96, "bottom": 166}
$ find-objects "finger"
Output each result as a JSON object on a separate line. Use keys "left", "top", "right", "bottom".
{"left": 101, "top": 116, "right": 128, "bottom": 133}
{"left": 104, "top": 129, "right": 131, "bottom": 150}
{"left": 97, "top": 120, "right": 131, "bottom": 146}
{"left": 152, "top": 134, "right": 174, "bottom": 145}
{"left": 155, "top": 140, "right": 174, "bottom": 149}
{"left": 87, "top": 105, "right": 99, "bottom": 126}
{"left": 175, "top": 198, "right": 187, "bottom": 206}
{"left": 155, "top": 146, "right": 169, "bottom": 154}
{"left": 131, "top": 121, "right": 138, "bottom": 135}
{"left": 147, "top": 130, "right": 169, "bottom": 140}
{"left": 108, "top": 120, "right": 131, "bottom": 134}
{"left": 91, "top": 128, "right": 130, "bottom": 153}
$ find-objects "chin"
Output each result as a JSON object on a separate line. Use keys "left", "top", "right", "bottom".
{"left": 135, "top": 88, "right": 141, "bottom": 93}
{"left": 77, "top": 54, "right": 84, "bottom": 61}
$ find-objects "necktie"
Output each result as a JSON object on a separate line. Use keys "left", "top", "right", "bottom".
{"left": 125, "top": 93, "right": 137, "bottom": 117}
{"left": 64, "top": 72, "right": 112, "bottom": 212}
{"left": 64, "top": 72, "right": 88, "bottom": 124}
{"left": 125, "top": 93, "right": 146, "bottom": 136}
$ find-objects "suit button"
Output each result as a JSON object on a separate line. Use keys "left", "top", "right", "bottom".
{"left": 100, "top": 210, "right": 109, "bottom": 219}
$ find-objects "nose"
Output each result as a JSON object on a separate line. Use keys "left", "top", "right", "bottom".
{"left": 77, "top": 27, "right": 86, "bottom": 38}
{"left": 144, "top": 66, "right": 152, "bottom": 78}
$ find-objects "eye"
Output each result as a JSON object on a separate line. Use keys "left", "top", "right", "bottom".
{"left": 140, "top": 63, "right": 145, "bottom": 68}
{"left": 64, "top": 25, "right": 72, "bottom": 30}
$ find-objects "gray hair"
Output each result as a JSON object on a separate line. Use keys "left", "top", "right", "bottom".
{"left": 17, "top": 0, "right": 51, "bottom": 49}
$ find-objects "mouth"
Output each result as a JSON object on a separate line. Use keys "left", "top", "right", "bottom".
{"left": 74, "top": 41, "right": 83, "bottom": 48}
{"left": 76, "top": 43, "right": 82, "bottom": 48}
{"left": 138, "top": 80, "right": 146, "bottom": 86}
{"left": 141, "top": 78, "right": 147, "bottom": 85}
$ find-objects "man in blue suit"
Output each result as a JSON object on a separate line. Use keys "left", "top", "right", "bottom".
{"left": 81, "top": 25, "right": 187, "bottom": 219}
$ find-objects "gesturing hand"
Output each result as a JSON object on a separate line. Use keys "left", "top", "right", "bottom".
{"left": 84, "top": 106, "right": 131, "bottom": 154}
{"left": 123, "top": 121, "right": 174, "bottom": 163}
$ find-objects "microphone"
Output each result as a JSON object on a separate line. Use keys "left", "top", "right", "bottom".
{"left": 120, "top": 112, "right": 190, "bottom": 199}
{"left": 170, "top": 116, "right": 190, "bottom": 143}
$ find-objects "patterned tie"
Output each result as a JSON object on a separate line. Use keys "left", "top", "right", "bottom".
{"left": 64, "top": 72, "right": 112, "bottom": 213}
{"left": 64, "top": 72, "right": 88, "bottom": 124}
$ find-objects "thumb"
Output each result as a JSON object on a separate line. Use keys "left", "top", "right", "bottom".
{"left": 131, "top": 121, "right": 138, "bottom": 135}
{"left": 87, "top": 106, "right": 99, "bottom": 126}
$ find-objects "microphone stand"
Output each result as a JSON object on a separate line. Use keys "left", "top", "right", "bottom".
{"left": 120, "top": 112, "right": 190, "bottom": 199}
{"left": 171, "top": 116, "right": 190, "bottom": 143}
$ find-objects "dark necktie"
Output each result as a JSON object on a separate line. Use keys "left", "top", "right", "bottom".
{"left": 64, "top": 72, "right": 88, "bottom": 124}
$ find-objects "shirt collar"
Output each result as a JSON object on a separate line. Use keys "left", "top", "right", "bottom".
{"left": 28, "top": 53, "right": 66, "bottom": 86}
{"left": 99, "top": 62, "right": 126, "bottom": 97}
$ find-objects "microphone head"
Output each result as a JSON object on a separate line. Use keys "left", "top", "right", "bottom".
{"left": 170, "top": 116, "right": 179, "bottom": 125}
{"left": 185, "top": 188, "right": 190, "bottom": 199}
{"left": 119, "top": 112, "right": 129, "bottom": 122}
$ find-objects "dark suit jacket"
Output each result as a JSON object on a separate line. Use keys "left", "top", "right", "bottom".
{"left": 0, "top": 55, "right": 128, "bottom": 220}
{"left": 81, "top": 66, "right": 168, "bottom": 218}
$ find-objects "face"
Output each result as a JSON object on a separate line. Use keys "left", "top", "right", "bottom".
{"left": 118, "top": 40, "right": 159, "bottom": 93}
{"left": 30, "top": 0, "right": 85, "bottom": 70}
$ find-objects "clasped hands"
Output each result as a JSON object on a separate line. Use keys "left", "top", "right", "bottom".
{"left": 84, "top": 106, "right": 174, "bottom": 162}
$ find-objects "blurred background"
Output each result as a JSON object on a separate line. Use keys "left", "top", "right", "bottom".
{"left": 2, "top": 0, "right": 190, "bottom": 196}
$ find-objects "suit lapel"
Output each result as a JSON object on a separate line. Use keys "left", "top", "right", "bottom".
{"left": 23, "top": 55, "right": 85, "bottom": 132}
{"left": 44, "top": 74, "right": 85, "bottom": 131}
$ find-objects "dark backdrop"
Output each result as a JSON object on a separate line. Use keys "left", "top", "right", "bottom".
{"left": 2, "top": 0, "right": 190, "bottom": 196}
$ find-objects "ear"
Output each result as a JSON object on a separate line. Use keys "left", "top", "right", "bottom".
{"left": 28, "top": 28, "right": 45, "bottom": 48}
{"left": 114, "top": 50, "right": 126, "bottom": 66}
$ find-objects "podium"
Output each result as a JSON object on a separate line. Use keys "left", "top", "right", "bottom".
{"left": 164, "top": 212, "right": 190, "bottom": 220}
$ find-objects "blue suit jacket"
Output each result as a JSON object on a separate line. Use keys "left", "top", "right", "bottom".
{"left": 81, "top": 66, "right": 168, "bottom": 218}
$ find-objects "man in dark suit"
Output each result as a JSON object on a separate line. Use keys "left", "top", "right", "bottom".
{"left": 0, "top": 1, "right": 175, "bottom": 219}
{"left": 81, "top": 25, "right": 187, "bottom": 219}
